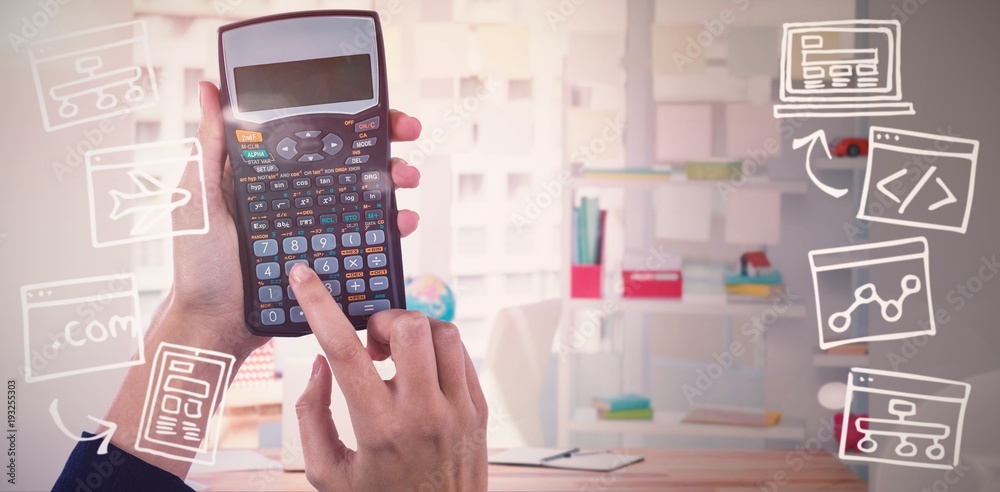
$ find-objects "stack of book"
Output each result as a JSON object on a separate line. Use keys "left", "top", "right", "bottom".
{"left": 724, "top": 251, "right": 784, "bottom": 299}
{"left": 682, "top": 404, "right": 782, "bottom": 427}
{"left": 572, "top": 196, "right": 605, "bottom": 266}
{"left": 592, "top": 393, "right": 653, "bottom": 420}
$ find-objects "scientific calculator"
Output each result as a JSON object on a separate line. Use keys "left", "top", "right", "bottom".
{"left": 218, "top": 11, "right": 405, "bottom": 336}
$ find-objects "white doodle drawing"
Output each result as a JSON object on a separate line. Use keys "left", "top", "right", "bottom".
{"left": 21, "top": 274, "right": 143, "bottom": 383}
{"left": 108, "top": 169, "right": 194, "bottom": 236}
{"left": 797, "top": 127, "right": 978, "bottom": 234}
{"left": 794, "top": 129, "right": 849, "bottom": 198}
{"left": 29, "top": 20, "right": 159, "bottom": 132}
{"left": 841, "top": 368, "right": 970, "bottom": 470}
{"left": 50, "top": 399, "right": 117, "bottom": 455}
{"left": 809, "top": 237, "right": 934, "bottom": 350}
{"left": 136, "top": 343, "right": 235, "bottom": 465}
{"left": 86, "top": 138, "right": 207, "bottom": 248}
{"left": 858, "top": 126, "right": 979, "bottom": 234}
{"left": 774, "top": 20, "right": 914, "bottom": 118}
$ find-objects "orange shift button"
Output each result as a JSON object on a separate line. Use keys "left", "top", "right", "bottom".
{"left": 236, "top": 130, "right": 263, "bottom": 143}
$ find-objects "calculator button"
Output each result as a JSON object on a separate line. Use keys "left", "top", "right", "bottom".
{"left": 258, "top": 285, "right": 283, "bottom": 303}
{"left": 363, "top": 190, "right": 382, "bottom": 202}
{"left": 243, "top": 149, "right": 269, "bottom": 160}
{"left": 254, "top": 239, "right": 277, "bottom": 257}
{"left": 274, "top": 218, "right": 292, "bottom": 229}
{"left": 297, "top": 216, "right": 315, "bottom": 227}
{"left": 270, "top": 180, "right": 288, "bottom": 191}
{"left": 342, "top": 212, "right": 361, "bottom": 223}
{"left": 316, "top": 176, "right": 333, "bottom": 186}
{"left": 249, "top": 201, "right": 268, "bottom": 213}
{"left": 345, "top": 155, "right": 370, "bottom": 165}
{"left": 365, "top": 210, "right": 384, "bottom": 221}
{"left": 369, "top": 276, "right": 389, "bottom": 292}
{"left": 298, "top": 153, "right": 323, "bottom": 163}
{"left": 283, "top": 237, "right": 308, "bottom": 254}
{"left": 319, "top": 214, "right": 338, "bottom": 225}
{"left": 344, "top": 255, "right": 363, "bottom": 271}
{"left": 256, "top": 262, "right": 280, "bottom": 280}
{"left": 276, "top": 137, "right": 297, "bottom": 160}
{"left": 323, "top": 280, "right": 341, "bottom": 296}
{"left": 286, "top": 286, "right": 297, "bottom": 301}
{"left": 367, "top": 253, "right": 387, "bottom": 268}
{"left": 342, "top": 233, "right": 362, "bottom": 248}
{"left": 293, "top": 178, "right": 311, "bottom": 189}
{"left": 339, "top": 173, "right": 358, "bottom": 185}
{"left": 248, "top": 182, "right": 265, "bottom": 193}
{"left": 322, "top": 133, "right": 344, "bottom": 155}
{"left": 295, "top": 197, "right": 313, "bottom": 208}
{"left": 296, "top": 130, "right": 321, "bottom": 139}
{"left": 251, "top": 220, "right": 269, "bottom": 231}
{"left": 341, "top": 192, "right": 359, "bottom": 204}
{"left": 272, "top": 199, "right": 290, "bottom": 210}
{"left": 318, "top": 195, "right": 336, "bottom": 206}
{"left": 361, "top": 171, "right": 379, "bottom": 182}
{"left": 284, "top": 259, "right": 308, "bottom": 275}
{"left": 311, "top": 233, "right": 337, "bottom": 251}
{"left": 236, "top": 130, "right": 263, "bottom": 142}
{"left": 255, "top": 165, "right": 279, "bottom": 173}
{"left": 290, "top": 307, "right": 306, "bottom": 323}
{"left": 348, "top": 300, "right": 391, "bottom": 316}
{"left": 261, "top": 308, "right": 285, "bottom": 325}
{"left": 365, "top": 230, "right": 385, "bottom": 245}
{"left": 355, "top": 116, "right": 380, "bottom": 132}
{"left": 345, "top": 278, "right": 365, "bottom": 294}
{"left": 353, "top": 137, "right": 377, "bottom": 149}
{"left": 315, "top": 257, "right": 339, "bottom": 274}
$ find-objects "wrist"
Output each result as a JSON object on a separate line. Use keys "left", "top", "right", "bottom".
{"left": 147, "top": 291, "right": 255, "bottom": 362}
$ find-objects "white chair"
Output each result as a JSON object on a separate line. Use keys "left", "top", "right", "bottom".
{"left": 479, "top": 299, "right": 563, "bottom": 448}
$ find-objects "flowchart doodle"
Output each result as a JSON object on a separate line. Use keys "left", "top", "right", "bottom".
{"left": 135, "top": 343, "right": 234, "bottom": 465}
{"left": 858, "top": 127, "right": 979, "bottom": 234}
{"left": 841, "top": 368, "right": 970, "bottom": 469}
{"left": 774, "top": 20, "right": 914, "bottom": 119}
{"left": 809, "top": 237, "right": 935, "bottom": 349}
{"left": 28, "top": 20, "right": 159, "bottom": 132}
{"left": 20, "top": 274, "right": 143, "bottom": 383}
{"left": 86, "top": 138, "right": 207, "bottom": 247}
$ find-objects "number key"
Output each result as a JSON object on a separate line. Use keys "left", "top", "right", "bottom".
{"left": 312, "top": 233, "right": 336, "bottom": 251}
{"left": 283, "top": 237, "right": 307, "bottom": 254}
{"left": 261, "top": 308, "right": 285, "bottom": 325}
{"left": 323, "top": 280, "right": 341, "bottom": 296}
{"left": 253, "top": 239, "right": 277, "bottom": 257}
{"left": 256, "top": 262, "right": 279, "bottom": 280}
{"left": 259, "top": 286, "right": 283, "bottom": 303}
{"left": 285, "top": 259, "right": 308, "bottom": 275}
{"left": 314, "top": 257, "right": 339, "bottom": 274}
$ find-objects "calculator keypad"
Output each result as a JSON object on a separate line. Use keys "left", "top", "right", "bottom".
{"left": 236, "top": 114, "right": 396, "bottom": 332}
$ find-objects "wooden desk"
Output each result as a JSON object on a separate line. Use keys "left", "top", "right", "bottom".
{"left": 188, "top": 448, "right": 867, "bottom": 491}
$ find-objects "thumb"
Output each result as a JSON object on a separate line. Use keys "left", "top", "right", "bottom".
{"left": 295, "top": 355, "right": 351, "bottom": 488}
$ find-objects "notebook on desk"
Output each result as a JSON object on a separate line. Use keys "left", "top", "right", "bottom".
{"left": 488, "top": 447, "right": 644, "bottom": 472}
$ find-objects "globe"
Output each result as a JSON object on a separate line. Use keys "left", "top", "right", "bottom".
{"left": 404, "top": 275, "right": 457, "bottom": 322}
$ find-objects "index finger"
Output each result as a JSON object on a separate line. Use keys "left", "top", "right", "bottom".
{"left": 289, "top": 264, "right": 388, "bottom": 411}
{"left": 389, "top": 109, "right": 421, "bottom": 142}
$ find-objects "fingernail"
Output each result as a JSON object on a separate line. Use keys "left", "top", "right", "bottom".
{"left": 310, "top": 355, "right": 323, "bottom": 379}
{"left": 290, "top": 263, "right": 315, "bottom": 284}
{"left": 197, "top": 82, "right": 204, "bottom": 113}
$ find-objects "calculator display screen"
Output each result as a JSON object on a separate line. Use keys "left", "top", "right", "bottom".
{"left": 234, "top": 54, "right": 374, "bottom": 112}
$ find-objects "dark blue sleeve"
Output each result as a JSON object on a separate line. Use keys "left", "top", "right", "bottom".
{"left": 52, "top": 432, "right": 194, "bottom": 492}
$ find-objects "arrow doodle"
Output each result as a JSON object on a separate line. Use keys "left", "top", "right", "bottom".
{"left": 50, "top": 399, "right": 117, "bottom": 455}
{"left": 794, "top": 129, "right": 849, "bottom": 198}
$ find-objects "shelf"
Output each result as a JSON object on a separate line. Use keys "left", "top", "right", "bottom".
{"left": 812, "top": 353, "right": 869, "bottom": 368}
{"left": 568, "top": 297, "right": 807, "bottom": 318}
{"left": 812, "top": 156, "right": 867, "bottom": 171}
{"left": 568, "top": 408, "right": 806, "bottom": 441}
{"left": 570, "top": 177, "right": 808, "bottom": 194}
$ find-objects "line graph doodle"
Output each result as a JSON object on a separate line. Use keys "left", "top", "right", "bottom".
{"left": 828, "top": 274, "right": 921, "bottom": 333}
